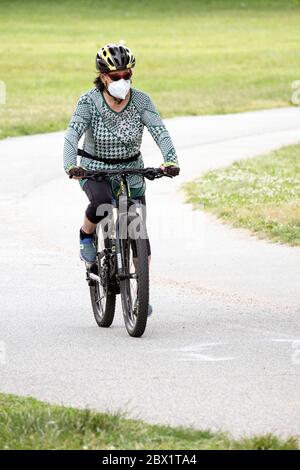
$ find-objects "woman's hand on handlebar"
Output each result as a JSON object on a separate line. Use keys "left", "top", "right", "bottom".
{"left": 68, "top": 166, "right": 86, "bottom": 179}
{"left": 159, "top": 163, "right": 180, "bottom": 177}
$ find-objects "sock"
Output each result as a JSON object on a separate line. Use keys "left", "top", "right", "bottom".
{"left": 80, "top": 228, "right": 94, "bottom": 240}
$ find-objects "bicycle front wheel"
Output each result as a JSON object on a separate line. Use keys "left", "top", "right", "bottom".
{"left": 120, "top": 235, "right": 149, "bottom": 338}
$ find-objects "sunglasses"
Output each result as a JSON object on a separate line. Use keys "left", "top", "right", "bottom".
{"left": 107, "top": 70, "right": 132, "bottom": 81}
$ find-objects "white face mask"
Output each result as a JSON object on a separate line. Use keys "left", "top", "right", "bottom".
{"left": 107, "top": 79, "right": 131, "bottom": 100}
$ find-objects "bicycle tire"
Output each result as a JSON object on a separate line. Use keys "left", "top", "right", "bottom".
{"left": 120, "top": 231, "right": 149, "bottom": 338}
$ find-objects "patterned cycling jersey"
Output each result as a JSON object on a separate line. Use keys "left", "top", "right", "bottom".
{"left": 63, "top": 87, "right": 178, "bottom": 192}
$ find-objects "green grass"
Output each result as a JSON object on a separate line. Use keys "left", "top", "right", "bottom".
{"left": 1, "top": 0, "right": 300, "bottom": 139}
{"left": 0, "top": 393, "right": 298, "bottom": 450}
{"left": 183, "top": 144, "right": 300, "bottom": 246}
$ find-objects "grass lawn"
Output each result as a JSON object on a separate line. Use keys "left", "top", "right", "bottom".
{"left": 0, "top": 0, "right": 300, "bottom": 139}
{"left": 183, "top": 144, "right": 300, "bottom": 246}
{"left": 0, "top": 393, "right": 298, "bottom": 450}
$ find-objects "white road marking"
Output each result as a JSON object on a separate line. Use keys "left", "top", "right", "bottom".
{"left": 179, "top": 343, "right": 233, "bottom": 362}
{"left": 155, "top": 343, "right": 234, "bottom": 362}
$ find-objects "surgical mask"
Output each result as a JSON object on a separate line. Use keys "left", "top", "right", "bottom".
{"left": 107, "top": 79, "right": 131, "bottom": 100}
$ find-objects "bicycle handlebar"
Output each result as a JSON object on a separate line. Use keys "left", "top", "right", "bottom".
{"left": 70, "top": 167, "right": 172, "bottom": 181}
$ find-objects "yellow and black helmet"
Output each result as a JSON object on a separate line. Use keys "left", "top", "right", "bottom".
{"left": 96, "top": 43, "right": 136, "bottom": 72}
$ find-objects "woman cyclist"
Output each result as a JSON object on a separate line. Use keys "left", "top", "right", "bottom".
{"left": 63, "top": 43, "right": 180, "bottom": 314}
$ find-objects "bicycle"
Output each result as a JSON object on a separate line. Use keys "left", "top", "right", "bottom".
{"left": 80, "top": 167, "right": 171, "bottom": 338}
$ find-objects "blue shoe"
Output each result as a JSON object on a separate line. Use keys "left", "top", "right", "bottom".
{"left": 80, "top": 236, "right": 96, "bottom": 263}
{"left": 148, "top": 304, "right": 153, "bottom": 317}
{"left": 133, "top": 300, "right": 153, "bottom": 317}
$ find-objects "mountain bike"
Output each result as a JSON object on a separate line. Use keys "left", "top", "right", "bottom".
{"left": 82, "top": 167, "right": 171, "bottom": 338}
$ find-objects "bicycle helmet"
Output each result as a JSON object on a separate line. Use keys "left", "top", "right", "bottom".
{"left": 96, "top": 44, "right": 136, "bottom": 72}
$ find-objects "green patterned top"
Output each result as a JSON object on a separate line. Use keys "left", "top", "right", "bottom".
{"left": 63, "top": 87, "right": 178, "bottom": 195}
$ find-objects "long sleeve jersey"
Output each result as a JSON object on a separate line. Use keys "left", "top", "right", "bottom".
{"left": 63, "top": 87, "right": 179, "bottom": 192}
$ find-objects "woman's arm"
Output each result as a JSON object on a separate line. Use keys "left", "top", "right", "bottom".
{"left": 63, "top": 94, "right": 92, "bottom": 174}
{"left": 139, "top": 94, "right": 179, "bottom": 167}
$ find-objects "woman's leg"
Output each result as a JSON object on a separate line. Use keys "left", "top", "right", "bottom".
{"left": 80, "top": 179, "right": 113, "bottom": 263}
{"left": 82, "top": 214, "right": 96, "bottom": 235}
{"left": 83, "top": 179, "right": 113, "bottom": 226}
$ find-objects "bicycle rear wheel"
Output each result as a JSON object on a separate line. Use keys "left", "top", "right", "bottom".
{"left": 120, "top": 232, "right": 149, "bottom": 338}
{"left": 89, "top": 230, "right": 116, "bottom": 328}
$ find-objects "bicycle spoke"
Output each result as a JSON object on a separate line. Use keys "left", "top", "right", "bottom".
{"left": 94, "top": 282, "right": 106, "bottom": 316}
{"left": 95, "top": 294, "right": 105, "bottom": 304}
